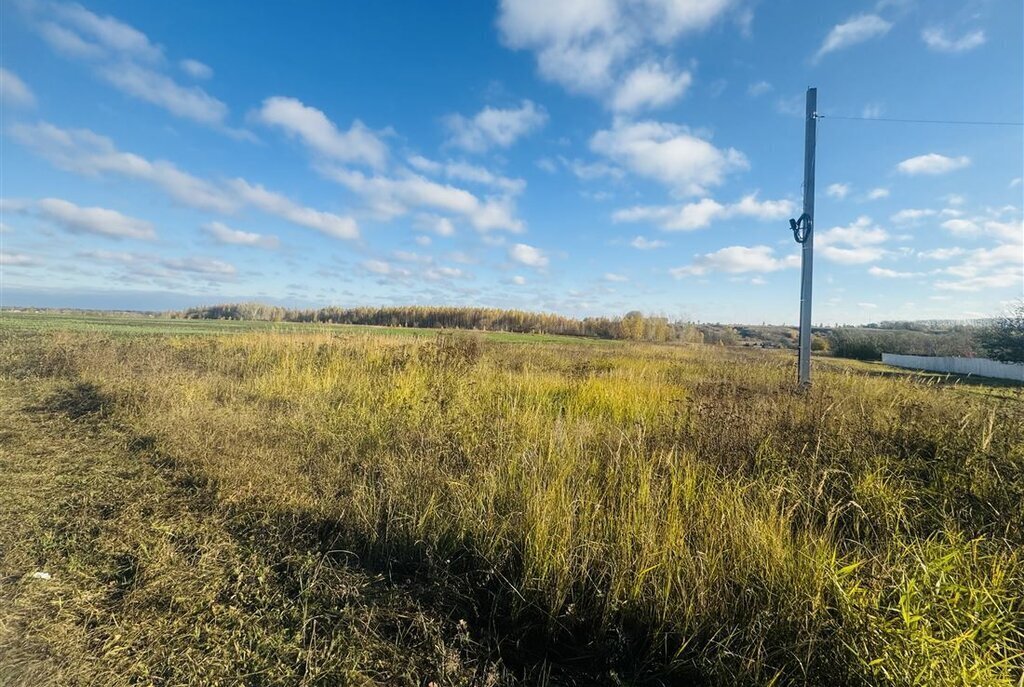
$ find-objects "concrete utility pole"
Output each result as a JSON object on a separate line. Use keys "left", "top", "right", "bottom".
{"left": 789, "top": 87, "right": 817, "bottom": 387}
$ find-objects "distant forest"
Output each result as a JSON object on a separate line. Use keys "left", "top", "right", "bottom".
{"left": 176, "top": 302, "right": 703, "bottom": 343}
{"left": 174, "top": 301, "right": 1024, "bottom": 363}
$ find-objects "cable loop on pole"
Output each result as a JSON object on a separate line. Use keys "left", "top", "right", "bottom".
{"left": 789, "top": 213, "right": 812, "bottom": 244}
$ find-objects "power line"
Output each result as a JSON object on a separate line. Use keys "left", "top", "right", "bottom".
{"left": 817, "top": 114, "right": 1024, "bottom": 127}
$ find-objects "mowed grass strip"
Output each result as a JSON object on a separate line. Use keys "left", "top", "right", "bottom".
{"left": 1, "top": 324, "right": 1022, "bottom": 685}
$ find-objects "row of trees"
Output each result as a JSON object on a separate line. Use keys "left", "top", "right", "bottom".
{"left": 177, "top": 303, "right": 700, "bottom": 343}
{"left": 827, "top": 303, "right": 1024, "bottom": 363}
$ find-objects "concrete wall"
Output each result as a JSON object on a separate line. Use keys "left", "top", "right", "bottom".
{"left": 882, "top": 353, "right": 1024, "bottom": 382}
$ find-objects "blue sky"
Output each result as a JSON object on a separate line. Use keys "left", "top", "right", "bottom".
{"left": 2, "top": 0, "right": 1021, "bottom": 323}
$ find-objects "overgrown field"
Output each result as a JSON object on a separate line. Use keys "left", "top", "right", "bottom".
{"left": 2, "top": 318, "right": 1022, "bottom": 686}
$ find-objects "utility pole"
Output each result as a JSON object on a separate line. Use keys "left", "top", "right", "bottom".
{"left": 789, "top": 87, "right": 817, "bottom": 387}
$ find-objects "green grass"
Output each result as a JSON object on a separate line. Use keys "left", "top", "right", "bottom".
{"left": 0, "top": 311, "right": 617, "bottom": 345}
{"left": 1, "top": 318, "right": 1021, "bottom": 685}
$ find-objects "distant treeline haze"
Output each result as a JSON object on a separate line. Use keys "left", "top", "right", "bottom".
{"left": 177, "top": 301, "right": 1024, "bottom": 363}
{"left": 178, "top": 303, "right": 701, "bottom": 343}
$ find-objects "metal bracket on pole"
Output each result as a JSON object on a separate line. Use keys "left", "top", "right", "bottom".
{"left": 789, "top": 87, "right": 817, "bottom": 388}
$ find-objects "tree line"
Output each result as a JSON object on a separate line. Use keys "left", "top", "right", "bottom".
{"left": 175, "top": 303, "right": 703, "bottom": 343}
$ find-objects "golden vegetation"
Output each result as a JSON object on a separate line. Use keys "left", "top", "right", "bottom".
{"left": 2, "top": 324, "right": 1022, "bottom": 685}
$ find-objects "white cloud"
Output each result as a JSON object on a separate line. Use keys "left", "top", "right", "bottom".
{"left": 0, "top": 252, "right": 37, "bottom": 266}
{"left": 561, "top": 157, "right": 624, "bottom": 181}
{"left": 324, "top": 167, "right": 523, "bottom": 233}
{"left": 941, "top": 218, "right": 980, "bottom": 235}
{"left": 603, "top": 272, "right": 628, "bottom": 282}
{"left": 918, "top": 247, "right": 963, "bottom": 260}
{"left": 203, "top": 221, "right": 279, "bottom": 249}
{"left": 256, "top": 96, "right": 389, "bottom": 169}
{"left": 36, "top": 197, "right": 156, "bottom": 240}
{"left": 512, "top": 275, "right": 527, "bottom": 285}
{"left": 610, "top": 61, "right": 692, "bottom": 112}
{"left": 161, "top": 256, "right": 236, "bottom": 277}
{"left": 817, "top": 216, "right": 889, "bottom": 264}
{"left": 414, "top": 214, "right": 457, "bottom": 237}
{"left": 12, "top": 122, "right": 358, "bottom": 239}
{"left": 826, "top": 183, "right": 850, "bottom": 199}
{"left": 935, "top": 242, "right": 1023, "bottom": 291}
{"left": 630, "top": 235, "right": 666, "bottom": 250}
{"left": 497, "top": 0, "right": 738, "bottom": 102}
{"left": 612, "top": 193, "right": 794, "bottom": 231}
{"left": 509, "top": 242, "right": 549, "bottom": 268}
{"left": 868, "top": 266, "right": 921, "bottom": 278}
{"left": 50, "top": 2, "right": 163, "bottom": 61}
{"left": 0, "top": 68, "right": 35, "bottom": 107}
{"left": 444, "top": 100, "right": 547, "bottom": 152}
{"left": 862, "top": 103, "right": 883, "bottom": 119}
{"left": 921, "top": 28, "right": 986, "bottom": 53}
{"left": 867, "top": 187, "right": 890, "bottom": 200}
{"left": 897, "top": 153, "right": 970, "bottom": 175}
{"left": 891, "top": 208, "right": 936, "bottom": 224}
{"left": 671, "top": 244, "right": 798, "bottom": 277}
{"left": 180, "top": 58, "right": 213, "bottom": 79}
{"left": 415, "top": 235, "right": 432, "bottom": 246}
{"left": 11, "top": 122, "right": 237, "bottom": 213}
{"left": 229, "top": 179, "right": 359, "bottom": 240}
{"left": 591, "top": 120, "right": 748, "bottom": 195}
{"left": 420, "top": 159, "right": 526, "bottom": 195}
{"left": 98, "top": 62, "right": 229, "bottom": 126}
{"left": 1011, "top": 178, "right": 1022, "bottom": 189}
{"left": 815, "top": 14, "right": 892, "bottom": 61}
{"left": 747, "top": 80, "right": 772, "bottom": 97}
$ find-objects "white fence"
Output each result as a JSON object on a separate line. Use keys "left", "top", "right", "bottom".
{"left": 881, "top": 353, "right": 1024, "bottom": 382}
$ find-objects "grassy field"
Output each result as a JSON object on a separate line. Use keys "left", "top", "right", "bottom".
{"left": 0, "top": 311, "right": 615, "bottom": 345}
{"left": 1, "top": 314, "right": 1022, "bottom": 686}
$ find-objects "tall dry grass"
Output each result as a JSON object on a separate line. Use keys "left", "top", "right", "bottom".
{"left": 5, "top": 328, "right": 1022, "bottom": 685}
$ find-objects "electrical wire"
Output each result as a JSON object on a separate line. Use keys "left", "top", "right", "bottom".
{"left": 817, "top": 114, "right": 1023, "bottom": 127}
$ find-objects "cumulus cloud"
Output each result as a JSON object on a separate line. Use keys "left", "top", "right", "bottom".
{"left": 612, "top": 193, "right": 794, "bottom": 231}
{"left": 23, "top": 2, "right": 240, "bottom": 131}
{"left": 98, "top": 62, "right": 228, "bottom": 126}
{"left": 591, "top": 120, "right": 748, "bottom": 195}
{"left": 867, "top": 187, "right": 890, "bottom": 200}
{"left": 444, "top": 100, "right": 548, "bottom": 152}
{"left": 940, "top": 218, "right": 980, "bottom": 235}
{"left": 0, "top": 68, "right": 35, "bottom": 106}
{"left": 160, "top": 256, "right": 236, "bottom": 277}
{"left": 747, "top": 80, "right": 772, "bottom": 97}
{"left": 256, "top": 96, "right": 389, "bottom": 169}
{"left": 671, "top": 244, "right": 798, "bottom": 277}
{"left": 0, "top": 252, "right": 37, "bottom": 266}
{"left": 921, "top": 28, "right": 986, "bottom": 53}
{"left": 324, "top": 167, "right": 522, "bottom": 233}
{"left": 826, "top": 183, "right": 850, "bottom": 199}
{"left": 891, "top": 208, "right": 936, "bottom": 224}
{"left": 868, "top": 266, "right": 921, "bottom": 278}
{"left": 11, "top": 122, "right": 238, "bottom": 213}
{"left": 497, "top": 0, "right": 739, "bottom": 109}
{"left": 180, "top": 58, "right": 213, "bottom": 79}
{"left": 12, "top": 122, "right": 358, "bottom": 239}
{"left": 603, "top": 272, "right": 628, "bottom": 282}
{"left": 630, "top": 235, "right": 666, "bottom": 250}
{"left": 203, "top": 221, "right": 279, "bottom": 249}
{"left": 897, "top": 153, "right": 970, "bottom": 175}
{"left": 35, "top": 197, "right": 156, "bottom": 240}
{"left": 935, "top": 241, "right": 1023, "bottom": 291}
{"left": 229, "top": 179, "right": 359, "bottom": 240}
{"left": 610, "top": 61, "right": 692, "bottom": 113}
{"left": 410, "top": 157, "right": 526, "bottom": 195}
{"left": 817, "top": 216, "right": 889, "bottom": 264}
{"left": 815, "top": 14, "right": 892, "bottom": 61}
{"left": 509, "top": 242, "right": 548, "bottom": 268}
